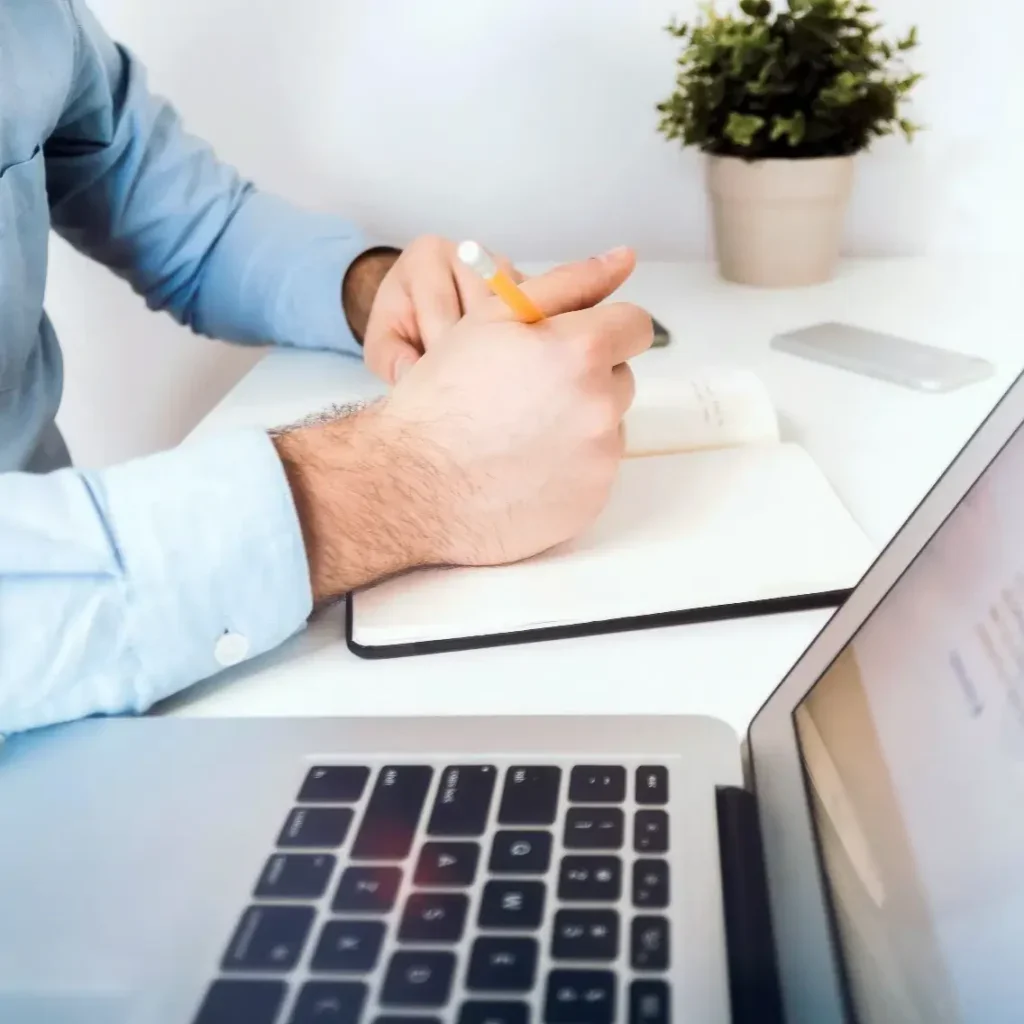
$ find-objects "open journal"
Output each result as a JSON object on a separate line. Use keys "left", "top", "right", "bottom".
{"left": 348, "top": 367, "right": 877, "bottom": 657}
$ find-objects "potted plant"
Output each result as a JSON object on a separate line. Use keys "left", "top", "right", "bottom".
{"left": 657, "top": 0, "right": 922, "bottom": 287}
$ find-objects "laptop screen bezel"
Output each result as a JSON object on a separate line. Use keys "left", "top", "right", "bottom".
{"left": 743, "top": 367, "right": 1024, "bottom": 1024}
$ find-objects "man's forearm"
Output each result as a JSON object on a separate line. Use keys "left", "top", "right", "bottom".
{"left": 272, "top": 406, "right": 451, "bottom": 604}
{"left": 0, "top": 406, "right": 445, "bottom": 735}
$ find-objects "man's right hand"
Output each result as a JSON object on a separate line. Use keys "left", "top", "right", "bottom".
{"left": 274, "top": 247, "right": 651, "bottom": 604}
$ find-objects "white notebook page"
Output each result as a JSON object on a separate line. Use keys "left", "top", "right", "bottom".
{"left": 351, "top": 443, "right": 876, "bottom": 648}
{"left": 625, "top": 367, "right": 780, "bottom": 457}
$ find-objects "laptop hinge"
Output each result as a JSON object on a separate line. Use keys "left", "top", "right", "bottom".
{"left": 715, "top": 785, "right": 784, "bottom": 1024}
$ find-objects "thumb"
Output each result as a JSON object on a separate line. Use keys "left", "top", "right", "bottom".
{"left": 517, "top": 247, "right": 636, "bottom": 318}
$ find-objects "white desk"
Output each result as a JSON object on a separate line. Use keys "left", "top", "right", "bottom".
{"left": 160, "top": 258, "right": 1022, "bottom": 735}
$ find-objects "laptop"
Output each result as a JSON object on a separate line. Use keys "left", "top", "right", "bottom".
{"left": 2, "top": 369, "right": 1023, "bottom": 1024}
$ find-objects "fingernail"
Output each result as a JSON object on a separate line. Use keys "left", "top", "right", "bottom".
{"left": 597, "top": 246, "right": 631, "bottom": 262}
{"left": 393, "top": 357, "right": 414, "bottom": 382}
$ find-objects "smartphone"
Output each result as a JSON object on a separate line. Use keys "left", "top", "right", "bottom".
{"left": 770, "top": 322, "right": 995, "bottom": 392}
{"left": 651, "top": 316, "right": 671, "bottom": 348}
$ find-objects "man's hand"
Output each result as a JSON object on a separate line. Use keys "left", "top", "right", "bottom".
{"left": 344, "top": 236, "right": 521, "bottom": 385}
{"left": 279, "top": 247, "right": 650, "bottom": 603}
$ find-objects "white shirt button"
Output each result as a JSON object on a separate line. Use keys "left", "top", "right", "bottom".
{"left": 214, "top": 632, "right": 250, "bottom": 667}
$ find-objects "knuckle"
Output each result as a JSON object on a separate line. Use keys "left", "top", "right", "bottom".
{"left": 413, "top": 234, "right": 447, "bottom": 255}
{"left": 554, "top": 332, "right": 596, "bottom": 378}
{"left": 611, "top": 302, "right": 654, "bottom": 342}
{"left": 548, "top": 269, "right": 594, "bottom": 313}
{"left": 577, "top": 329, "right": 606, "bottom": 369}
{"left": 582, "top": 394, "right": 620, "bottom": 439}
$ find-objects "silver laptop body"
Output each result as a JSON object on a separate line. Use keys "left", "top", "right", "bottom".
{"left": 2, "top": 370, "right": 1022, "bottom": 1024}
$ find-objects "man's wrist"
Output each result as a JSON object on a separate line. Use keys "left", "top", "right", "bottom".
{"left": 271, "top": 407, "right": 446, "bottom": 605}
{"left": 342, "top": 247, "right": 401, "bottom": 345}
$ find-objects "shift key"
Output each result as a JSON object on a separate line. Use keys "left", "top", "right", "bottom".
{"left": 498, "top": 766, "right": 561, "bottom": 826}
{"left": 427, "top": 765, "right": 497, "bottom": 837}
{"left": 351, "top": 766, "right": 434, "bottom": 860}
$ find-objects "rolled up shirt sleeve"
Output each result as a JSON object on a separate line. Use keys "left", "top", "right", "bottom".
{"left": 45, "top": 0, "right": 369, "bottom": 354}
{"left": 0, "top": 431, "right": 313, "bottom": 736}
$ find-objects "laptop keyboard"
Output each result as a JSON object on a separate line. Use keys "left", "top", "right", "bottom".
{"left": 193, "top": 762, "right": 672, "bottom": 1024}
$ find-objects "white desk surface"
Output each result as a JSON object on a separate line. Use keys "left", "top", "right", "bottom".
{"left": 161, "top": 258, "right": 1022, "bottom": 736}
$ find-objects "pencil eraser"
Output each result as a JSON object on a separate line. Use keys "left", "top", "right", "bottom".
{"left": 457, "top": 240, "right": 497, "bottom": 278}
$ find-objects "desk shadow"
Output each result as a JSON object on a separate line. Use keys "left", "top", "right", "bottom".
{"left": 776, "top": 411, "right": 808, "bottom": 446}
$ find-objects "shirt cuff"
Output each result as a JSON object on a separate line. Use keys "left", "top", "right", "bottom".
{"left": 84, "top": 428, "right": 314, "bottom": 713}
{"left": 193, "top": 189, "right": 378, "bottom": 356}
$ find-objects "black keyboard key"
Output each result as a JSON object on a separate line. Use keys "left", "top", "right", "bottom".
{"left": 311, "top": 919, "right": 385, "bottom": 972}
{"left": 488, "top": 830, "right": 552, "bottom": 874}
{"left": 333, "top": 866, "right": 401, "bottom": 913}
{"left": 467, "top": 937, "right": 539, "bottom": 992}
{"left": 631, "top": 916, "right": 670, "bottom": 970}
{"left": 635, "top": 767, "right": 669, "bottom": 806}
{"left": 414, "top": 841, "right": 480, "bottom": 886}
{"left": 497, "top": 766, "right": 561, "bottom": 825}
{"left": 278, "top": 807, "right": 353, "bottom": 849}
{"left": 375, "top": 1019, "right": 442, "bottom": 1024}
{"left": 458, "top": 1002, "right": 529, "bottom": 1024}
{"left": 351, "top": 765, "right": 433, "bottom": 860}
{"left": 630, "top": 980, "right": 671, "bottom": 1024}
{"left": 193, "top": 979, "right": 286, "bottom": 1024}
{"left": 545, "top": 970, "right": 616, "bottom": 1024}
{"left": 633, "top": 860, "right": 670, "bottom": 909}
{"left": 557, "top": 856, "right": 621, "bottom": 902}
{"left": 427, "top": 765, "right": 497, "bottom": 836}
{"left": 298, "top": 765, "right": 370, "bottom": 803}
{"left": 564, "top": 808, "right": 623, "bottom": 850}
{"left": 255, "top": 853, "right": 336, "bottom": 899}
{"left": 398, "top": 892, "right": 468, "bottom": 943}
{"left": 478, "top": 880, "right": 545, "bottom": 930}
{"left": 568, "top": 766, "right": 626, "bottom": 803}
{"left": 221, "top": 905, "right": 314, "bottom": 972}
{"left": 634, "top": 811, "right": 669, "bottom": 853}
{"left": 381, "top": 951, "right": 456, "bottom": 1007}
{"left": 551, "top": 909, "right": 619, "bottom": 961}
{"left": 289, "top": 981, "right": 367, "bottom": 1024}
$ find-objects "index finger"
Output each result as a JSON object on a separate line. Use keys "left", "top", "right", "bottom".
{"left": 550, "top": 302, "right": 654, "bottom": 366}
{"left": 479, "top": 247, "right": 636, "bottom": 323}
{"left": 412, "top": 263, "right": 463, "bottom": 347}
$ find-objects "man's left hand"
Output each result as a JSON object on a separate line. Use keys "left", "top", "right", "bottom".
{"left": 343, "top": 236, "right": 521, "bottom": 385}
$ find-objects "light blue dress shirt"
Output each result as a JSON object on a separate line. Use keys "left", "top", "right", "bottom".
{"left": 0, "top": 0, "right": 371, "bottom": 734}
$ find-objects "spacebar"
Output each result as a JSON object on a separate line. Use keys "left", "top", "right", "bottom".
{"left": 351, "top": 765, "right": 434, "bottom": 860}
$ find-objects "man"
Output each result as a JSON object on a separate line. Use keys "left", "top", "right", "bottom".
{"left": 0, "top": 0, "right": 650, "bottom": 735}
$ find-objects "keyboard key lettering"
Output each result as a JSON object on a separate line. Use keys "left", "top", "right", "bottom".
{"left": 489, "top": 830, "right": 552, "bottom": 874}
{"left": 277, "top": 807, "right": 353, "bottom": 849}
{"left": 478, "top": 880, "right": 546, "bottom": 930}
{"left": 569, "top": 766, "right": 626, "bottom": 803}
{"left": 297, "top": 765, "right": 370, "bottom": 803}
{"left": 497, "top": 766, "right": 561, "bottom": 826}
{"left": 221, "top": 905, "right": 314, "bottom": 972}
{"left": 427, "top": 765, "right": 496, "bottom": 836}
{"left": 351, "top": 766, "right": 433, "bottom": 860}
{"left": 332, "top": 866, "right": 401, "bottom": 913}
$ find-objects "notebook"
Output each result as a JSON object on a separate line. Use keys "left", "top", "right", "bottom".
{"left": 347, "top": 367, "right": 876, "bottom": 657}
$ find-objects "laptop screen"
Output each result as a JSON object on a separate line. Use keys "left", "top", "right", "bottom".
{"left": 793, "top": 420, "right": 1024, "bottom": 1023}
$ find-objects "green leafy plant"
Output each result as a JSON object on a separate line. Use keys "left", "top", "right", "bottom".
{"left": 656, "top": 0, "right": 922, "bottom": 160}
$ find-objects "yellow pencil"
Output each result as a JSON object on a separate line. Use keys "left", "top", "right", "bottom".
{"left": 457, "top": 240, "right": 545, "bottom": 323}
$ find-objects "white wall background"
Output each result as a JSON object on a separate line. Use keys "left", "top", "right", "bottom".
{"left": 48, "top": 0, "right": 1020, "bottom": 467}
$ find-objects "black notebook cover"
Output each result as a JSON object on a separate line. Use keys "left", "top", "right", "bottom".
{"left": 346, "top": 587, "right": 850, "bottom": 659}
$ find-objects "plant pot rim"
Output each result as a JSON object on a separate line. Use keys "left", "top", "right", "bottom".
{"left": 705, "top": 153, "right": 857, "bottom": 165}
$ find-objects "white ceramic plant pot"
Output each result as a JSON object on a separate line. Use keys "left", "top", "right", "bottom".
{"left": 706, "top": 154, "right": 855, "bottom": 287}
